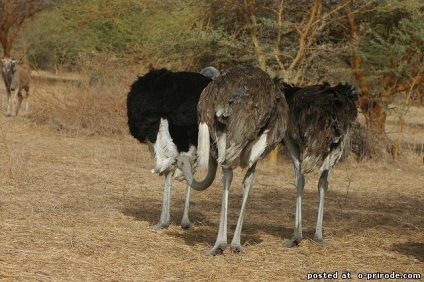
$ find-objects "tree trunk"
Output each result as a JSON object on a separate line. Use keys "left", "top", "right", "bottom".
{"left": 0, "top": 0, "right": 42, "bottom": 58}
{"left": 1, "top": 39, "right": 12, "bottom": 57}
{"left": 347, "top": 8, "right": 386, "bottom": 133}
{"left": 0, "top": 0, "right": 12, "bottom": 57}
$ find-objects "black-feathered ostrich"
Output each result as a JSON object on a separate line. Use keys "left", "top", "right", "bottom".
{"left": 178, "top": 65, "right": 288, "bottom": 255}
{"left": 275, "top": 81, "right": 358, "bottom": 247}
{"left": 127, "top": 67, "right": 218, "bottom": 229}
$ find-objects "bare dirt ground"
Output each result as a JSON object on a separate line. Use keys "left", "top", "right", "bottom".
{"left": 0, "top": 84, "right": 423, "bottom": 281}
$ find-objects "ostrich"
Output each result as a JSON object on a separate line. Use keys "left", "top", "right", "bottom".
{"left": 275, "top": 81, "right": 358, "bottom": 247}
{"left": 177, "top": 65, "right": 288, "bottom": 255}
{"left": 127, "top": 67, "right": 218, "bottom": 229}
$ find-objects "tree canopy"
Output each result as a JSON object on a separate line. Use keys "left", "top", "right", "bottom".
{"left": 5, "top": 0, "right": 424, "bottom": 132}
{"left": 0, "top": 0, "right": 57, "bottom": 57}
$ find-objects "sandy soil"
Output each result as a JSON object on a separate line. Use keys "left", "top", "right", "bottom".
{"left": 0, "top": 100, "right": 423, "bottom": 281}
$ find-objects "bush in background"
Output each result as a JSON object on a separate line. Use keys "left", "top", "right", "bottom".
{"left": 28, "top": 55, "right": 143, "bottom": 136}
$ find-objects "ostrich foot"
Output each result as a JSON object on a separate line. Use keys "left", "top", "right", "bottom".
{"left": 283, "top": 236, "right": 302, "bottom": 248}
{"left": 152, "top": 222, "right": 170, "bottom": 229}
{"left": 313, "top": 235, "right": 331, "bottom": 246}
{"left": 180, "top": 219, "right": 192, "bottom": 230}
{"left": 230, "top": 243, "right": 246, "bottom": 254}
{"left": 206, "top": 242, "right": 226, "bottom": 256}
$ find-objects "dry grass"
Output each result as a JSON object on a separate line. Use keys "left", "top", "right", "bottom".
{"left": 27, "top": 57, "right": 146, "bottom": 137}
{"left": 0, "top": 79, "right": 423, "bottom": 281}
{"left": 27, "top": 76, "right": 129, "bottom": 137}
{"left": 386, "top": 106, "right": 424, "bottom": 157}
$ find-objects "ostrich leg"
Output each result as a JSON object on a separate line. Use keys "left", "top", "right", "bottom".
{"left": 180, "top": 184, "right": 192, "bottom": 229}
{"left": 153, "top": 172, "right": 173, "bottom": 229}
{"left": 314, "top": 169, "right": 329, "bottom": 244}
{"left": 230, "top": 163, "right": 257, "bottom": 253}
{"left": 207, "top": 168, "right": 233, "bottom": 256}
{"left": 283, "top": 136, "right": 305, "bottom": 247}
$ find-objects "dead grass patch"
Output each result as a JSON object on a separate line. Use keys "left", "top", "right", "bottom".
{"left": 0, "top": 115, "right": 423, "bottom": 281}
{"left": 28, "top": 79, "right": 128, "bottom": 136}
{"left": 0, "top": 78, "right": 423, "bottom": 281}
{"left": 27, "top": 57, "right": 147, "bottom": 137}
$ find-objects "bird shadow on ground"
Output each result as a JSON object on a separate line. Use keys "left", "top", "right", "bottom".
{"left": 121, "top": 193, "right": 301, "bottom": 249}
{"left": 121, "top": 197, "right": 210, "bottom": 227}
{"left": 392, "top": 242, "right": 424, "bottom": 262}
{"left": 120, "top": 181, "right": 424, "bottom": 251}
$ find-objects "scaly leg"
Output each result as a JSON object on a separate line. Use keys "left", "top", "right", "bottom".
{"left": 207, "top": 167, "right": 233, "bottom": 256}
{"left": 180, "top": 184, "right": 192, "bottom": 230}
{"left": 283, "top": 135, "right": 305, "bottom": 247}
{"left": 314, "top": 169, "right": 329, "bottom": 245}
{"left": 230, "top": 163, "right": 257, "bottom": 253}
{"left": 153, "top": 172, "right": 173, "bottom": 229}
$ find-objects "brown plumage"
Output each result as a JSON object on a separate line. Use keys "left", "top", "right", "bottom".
{"left": 194, "top": 65, "right": 288, "bottom": 255}
{"left": 198, "top": 65, "right": 288, "bottom": 170}
{"left": 276, "top": 81, "right": 358, "bottom": 247}
{"left": 284, "top": 82, "right": 358, "bottom": 173}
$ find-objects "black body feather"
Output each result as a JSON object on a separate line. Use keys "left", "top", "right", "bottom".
{"left": 127, "top": 68, "right": 212, "bottom": 152}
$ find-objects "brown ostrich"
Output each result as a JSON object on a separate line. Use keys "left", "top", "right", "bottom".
{"left": 276, "top": 81, "right": 358, "bottom": 247}
{"left": 178, "top": 65, "right": 288, "bottom": 255}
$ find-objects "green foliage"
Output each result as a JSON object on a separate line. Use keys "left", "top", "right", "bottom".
{"left": 13, "top": 0, "right": 424, "bottom": 89}
{"left": 357, "top": 0, "right": 424, "bottom": 95}
{"left": 6, "top": 0, "right": 423, "bottom": 137}
{"left": 139, "top": 1, "right": 215, "bottom": 67}
{"left": 22, "top": 0, "right": 147, "bottom": 70}
{"left": 19, "top": 0, "right": 214, "bottom": 71}
{"left": 204, "top": 0, "right": 360, "bottom": 82}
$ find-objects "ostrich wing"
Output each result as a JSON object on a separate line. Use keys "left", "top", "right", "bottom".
{"left": 199, "top": 66, "right": 285, "bottom": 166}
{"left": 288, "top": 84, "right": 358, "bottom": 172}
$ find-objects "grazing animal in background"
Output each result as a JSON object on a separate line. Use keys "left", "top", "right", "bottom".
{"left": 127, "top": 67, "right": 218, "bottom": 229}
{"left": 275, "top": 81, "right": 358, "bottom": 247}
{"left": 178, "top": 65, "right": 288, "bottom": 255}
{"left": 1, "top": 57, "right": 31, "bottom": 116}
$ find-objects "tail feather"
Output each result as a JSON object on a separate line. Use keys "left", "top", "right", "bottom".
{"left": 197, "top": 123, "right": 210, "bottom": 171}
{"left": 217, "top": 133, "right": 227, "bottom": 164}
{"left": 153, "top": 118, "right": 178, "bottom": 173}
{"left": 333, "top": 83, "right": 359, "bottom": 103}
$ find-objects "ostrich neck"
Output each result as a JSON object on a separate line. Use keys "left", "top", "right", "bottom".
{"left": 177, "top": 154, "right": 217, "bottom": 191}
